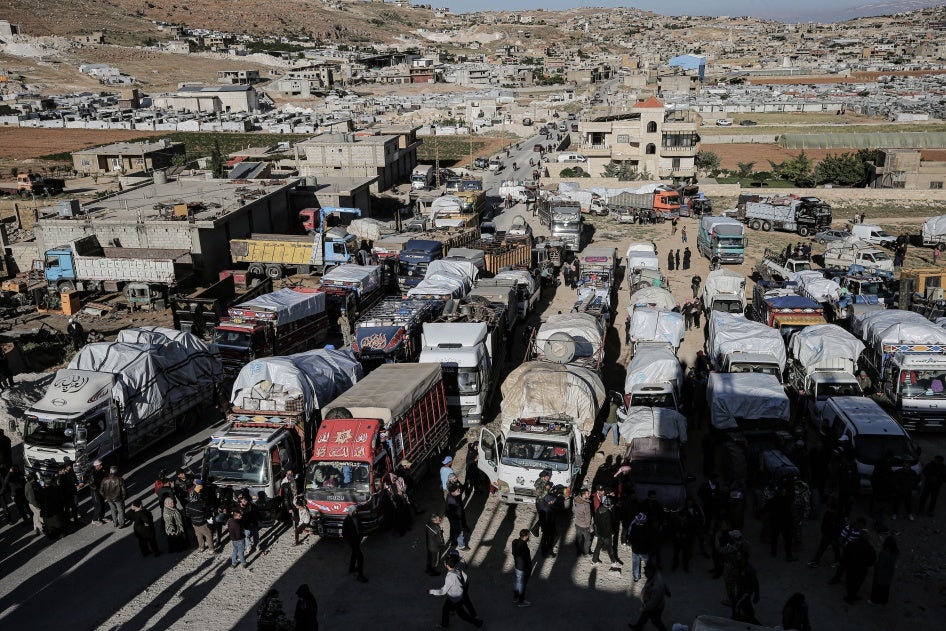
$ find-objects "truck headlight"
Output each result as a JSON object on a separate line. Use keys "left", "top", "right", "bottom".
{"left": 497, "top": 479, "right": 510, "bottom": 492}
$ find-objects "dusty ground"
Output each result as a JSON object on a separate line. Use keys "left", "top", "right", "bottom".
{"left": 0, "top": 127, "right": 164, "bottom": 162}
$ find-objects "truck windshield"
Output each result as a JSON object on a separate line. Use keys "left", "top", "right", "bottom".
{"left": 205, "top": 447, "right": 269, "bottom": 485}
{"left": 457, "top": 367, "right": 480, "bottom": 395}
{"left": 503, "top": 438, "right": 568, "bottom": 472}
{"left": 305, "top": 462, "right": 371, "bottom": 499}
{"left": 215, "top": 330, "right": 252, "bottom": 347}
{"left": 867, "top": 251, "right": 890, "bottom": 262}
{"left": 816, "top": 382, "right": 862, "bottom": 400}
{"left": 852, "top": 281, "right": 882, "bottom": 296}
{"left": 729, "top": 364, "right": 782, "bottom": 380}
{"left": 792, "top": 262, "right": 813, "bottom": 272}
{"left": 713, "top": 299, "right": 744, "bottom": 314}
{"left": 630, "top": 393, "right": 676, "bottom": 409}
{"left": 717, "top": 237, "right": 744, "bottom": 248}
{"left": 899, "top": 369, "right": 946, "bottom": 398}
{"left": 23, "top": 416, "right": 74, "bottom": 448}
{"left": 855, "top": 435, "right": 917, "bottom": 466}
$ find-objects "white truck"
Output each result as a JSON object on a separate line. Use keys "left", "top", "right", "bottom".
{"left": 23, "top": 327, "right": 222, "bottom": 485}
{"left": 755, "top": 247, "right": 813, "bottom": 282}
{"left": 197, "top": 349, "right": 363, "bottom": 506}
{"left": 411, "top": 164, "right": 435, "bottom": 190}
{"left": 702, "top": 269, "right": 747, "bottom": 316}
{"left": 624, "top": 345, "right": 685, "bottom": 411}
{"left": 628, "top": 286, "right": 675, "bottom": 318}
{"left": 823, "top": 237, "right": 893, "bottom": 273}
{"left": 419, "top": 320, "right": 502, "bottom": 427}
{"left": 406, "top": 259, "right": 478, "bottom": 300}
{"left": 627, "top": 307, "right": 685, "bottom": 356}
{"left": 625, "top": 242, "right": 664, "bottom": 291}
{"left": 857, "top": 310, "right": 946, "bottom": 432}
{"left": 787, "top": 324, "right": 865, "bottom": 425}
{"left": 617, "top": 407, "right": 690, "bottom": 511}
{"left": 707, "top": 311, "right": 787, "bottom": 380}
{"left": 533, "top": 312, "right": 605, "bottom": 370}
{"left": 921, "top": 215, "right": 946, "bottom": 250}
{"left": 477, "top": 360, "right": 604, "bottom": 506}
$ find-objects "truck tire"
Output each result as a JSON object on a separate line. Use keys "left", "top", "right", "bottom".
{"left": 248, "top": 263, "right": 265, "bottom": 277}
{"left": 761, "top": 221, "right": 772, "bottom": 232}
{"left": 797, "top": 225, "right": 810, "bottom": 237}
{"left": 265, "top": 264, "right": 283, "bottom": 279}
{"left": 938, "top": 242, "right": 946, "bottom": 252}
{"left": 750, "top": 219, "right": 761, "bottom": 231}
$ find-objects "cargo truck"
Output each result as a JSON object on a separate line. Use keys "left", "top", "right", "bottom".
{"left": 477, "top": 360, "right": 604, "bottom": 507}
{"left": 626, "top": 308, "right": 685, "bottom": 356}
{"left": 411, "top": 164, "right": 435, "bottom": 190}
{"left": 751, "top": 280, "right": 826, "bottom": 338}
{"left": 787, "top": 324, "right": 864, "bottom": 425}
{"left": 214, "top": 287, "right": 328, "bottom": 376}
{"left": 697, "top": 216, "right": 746, "bottom": 264}
{"left": 319, "top": 264, "right": 384, "bottom": 331}
{"left": 464, "top": 238, "right": 532, "bottom": 276}
{"left": 624, "top": 344, "right": 684, "bottom": 411}
{"left": 42, "top": 235, "right": 192, "bottom": 295}
{"left": 532, "top": 311, "right": 605, "bottom": 370}
{"left": 304, "top": 363, "right": 449, "bottom": 536}
{"left": 538, "top": 199, "right": 583, "bottom": 252}
{"left": 606, "top": 188, "right": 681, "bottom": 223}
{"left": 172, "top": 276, "right": 274, "bottom": 340}
{"left": 707, "top": 311, "right": 787, "bottom": 379}
{"left": 0, "top": 172, "right": 65, "bottom": 197}
{"left": 702, "top": 269, "right": 747, "bottom": 316}
{"left": 754, "top": 248, "right": 812, "bottom": 282}
{"left": 396, "top": 227, "right": 480, "bottom": 291}
{"left": 618, "top": 407, "right": 689, "bottom": 512}
{"left": 482, "top": 269, "right": 541, "bottom": 320}
{"left": 738, "top": 195, "right": 831, "bottom": 236}
{"left": 353, "top": 297, "right": 444, "bottom": 370}
{"left": 823, "top": 238, "right": 893, "bottom": 274}
{"left": 23, "top": 327, "right": 222, "bottom": 485}
{"left": 195, "top": 348, "right": 362, "bottom": 507}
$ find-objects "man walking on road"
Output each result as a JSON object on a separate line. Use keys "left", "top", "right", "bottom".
{"left": 691, "top": 275, "right": 701, "bottom": 299}
{"left": 445, "top": 485, "right": 470, "bottom": 551}
{"left": 429, "top": 554, "right": 484, "bottom": 628}
{"left": 24, "top": 472, "right": 43, "bottom": 535}
{"left": 343, "top": 508, "right": 369, "bottom": 582}
{"left": 512, "top": 529, "right": 533, "bottom": 607}
{"left": 100, "top": 465, "right": 128, "bottom": 528}
{"left": 228, "top": 508, "right": 248, "bottom": 569}
{"left": 426, "top": 514, "right": 446, "bottom": 576}
{"left": 592, "top": 497, "right": 621, "bottom": 570}
{"left": 629, "top": 564, "right": 671, "bottom": 631}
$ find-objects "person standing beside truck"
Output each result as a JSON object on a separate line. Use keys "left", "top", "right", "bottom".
{"left": 130, "top": 499, "right": 161, "bottom": 557}
{"left": 441, "top": 456, "right": 456, "bottom": 497}
{"left": 89, "top": 459, "right": 108, "bottom": 525}
{"left": 343, "top": 508, "right": 368, "bottom": 582}
{"left": 512, "top": 529, "right": 533, "bottom": 607}
{"left": 445, "top": 485, "right": 470, "bottom": 551}
{"left": 164, "top": 497, "right": 188, "bottom": 553}
{"left": 426, "top": 514, "right": 446, "bottom": 576}
{"left": 100, "top": 465, "right": 128, "bottom": 528}
{"left": 228, "top": 508, "right": 247, "bottom": 569}
{"left": 186, "top": 481, "right": 213, "bottom": 553}
{"left": 573, "top": 488, "right": 593, "bottom": 556}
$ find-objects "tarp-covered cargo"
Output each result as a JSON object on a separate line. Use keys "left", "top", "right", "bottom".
{"left": 792, "top": 270, "right": 840, "bottom": 303}
{"left": 321, "top": 362, "right": 442, "bottom": 427}
{"left": 628, "top": 286, "right": 676, "bottom": 316}
{"left": 626, "top": 252, "right": 660, "bottom": 272}
{"left": 707, "top": 372, "right": 791, "bottom": 430}
{"left": 493, "top": 269, "right": 538, "bottom": 296}
{"left": 703, "top": 269, "right": 746, "bottom": 299}
{"left": 869, "top": 321, "right": 946, "bottom": 352}
{"left": 535, "top": 312, "right": 604, "bottom": 363}
{"left": 231, "top": 288, "right": 326, "bottom": 324}
{"left": 347, "top": 218, "right": 392, "bottom": 244}
{"left": 499, "top": 361, "right": 605, "bottom": 436}
{"left": 789, "top": 324, "right": 865, "bottom": 373}
{"left": 115, "top": 326, "right": 222, "bottom": 386}
{"left": 922, "top": 215, "right": 946, "bottom": 243}
{"left": 230, "top": 349, "right": 363, "bottom": 418}
{"left": 853, "top": 309, "right": 930, "bottom": 341}
{"left": 617, "top": 406, "right": 688, "bottom": 443}
{"left": 69, "top": 328, "right": 222, "bottom": 426}
{"left": 626, "top": 242, "right": 657, "bottom": 257}
{"left": 707, "top": 311, "right": 787, "bottom": 371}
{"left": 425, "top": 258, "right": 479, "bottom": 283}
{"left": 321, "top": 264, "right": 382, "bottom": 295}
{"left": 628, "top": 308, "right": 684, "bottom": 350}
{"left": 625, "top": 345, "right": 684, "bottom": 393}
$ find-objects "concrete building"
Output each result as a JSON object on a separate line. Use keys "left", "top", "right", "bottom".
{"left": 868, "top": 148, "right": 946, "bottom": 189}
{"left": 0, "top": 20, "right": 21, "bottom": 37}
{"left": 33, "top": 177, "right": 302, "bottom": 283}
{"left": 294, "top": 128, "right": 420, "bottom": 192}
{"left": 577, "top": 96, "right": 699, "bottom": 179}
{"left": 153, "top": 85, "right": 260, "bottom": 113}
{"left": 71, "top": 139, "right": 186, "bottom": 175}
{"left": 273, "top": 65, "right": 335, "bottom": 96}
{"left": 217, "top": 70, "right": 262, "bottom": 85}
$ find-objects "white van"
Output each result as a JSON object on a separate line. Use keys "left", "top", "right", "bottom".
{"left": 820, "top": 397, "right": 919, "bottom": 488}
{"left": 410, "top": 164, "right": 434, "bottom": 190}
{"left": 850, "top": 223, "right": 896, "bottom": 247}
{"left": 556, "top": 153, "right": 588, "bottom": 163}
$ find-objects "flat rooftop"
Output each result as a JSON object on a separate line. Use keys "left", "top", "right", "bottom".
{"left": 69, "top": 176, "right": 298, "bottom": 223}
{"left": 72, "top": 140, "right": 184, "bottom": 155}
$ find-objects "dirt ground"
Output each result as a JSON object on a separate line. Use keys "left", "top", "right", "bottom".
{"left": 0, "top": 127, "right": 163, "bottom": 161}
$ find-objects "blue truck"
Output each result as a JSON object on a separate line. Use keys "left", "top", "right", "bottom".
{"left": 697, "top": 216, "right": 746, "bottom": 265}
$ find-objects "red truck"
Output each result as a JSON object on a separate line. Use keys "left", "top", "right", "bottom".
{"left": 214, "top": 287, "right": 329, "bottom": 376}
{"left": 304, "top": 362, "right": 449, "bottom": 537}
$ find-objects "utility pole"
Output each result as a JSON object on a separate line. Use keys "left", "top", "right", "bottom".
{"left": 469, "top": 125, "right": 474, "bottom": 170}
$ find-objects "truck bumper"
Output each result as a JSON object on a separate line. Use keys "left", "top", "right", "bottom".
{"left": 499, "top": 491, "right": 536, "bottom": 504}
{"left": 897, "top": 410, "right": 946, "bottom": 432}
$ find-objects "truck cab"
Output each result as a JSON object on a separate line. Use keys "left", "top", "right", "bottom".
{"left": 398, "top": 239, "right": 444, "bottom": 291}
{"left": 478, "top": 417, "right": 584, "bottom": 507}
{"left": 628, "top": 384, "right": 678, "bottom": 410}
{"left": 881, "top": 352, "right": 946, "bottom": 432}
{"left": 722, "top": 352, "right": 784, "bottom": 382}
{"left": 419, "top": 323, "right": 495, "bottom": 427}
{"left": 799, "top": 371, "right": 862, "bottom": 425}
{"left": 625, "top": 436, "right": 688, "bottom": 512}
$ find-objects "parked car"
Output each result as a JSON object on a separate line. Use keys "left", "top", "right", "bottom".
{"left": 473, "top": 157, "right": 489, "bottom": 170}
{"left": 813, "top": 229, "right": 853, "bottom": 244}
{"left": 715, "top": 119, "right": 733, "bottom": 127}
{"left": 739, "top": 120, "right": 758, "bottom": 126}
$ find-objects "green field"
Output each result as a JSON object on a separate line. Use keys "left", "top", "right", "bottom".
{"left": 416, "top": 136, "right": 499, "bottom": 163}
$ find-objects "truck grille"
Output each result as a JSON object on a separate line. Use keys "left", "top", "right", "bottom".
{"left": 513, "top": 487, "right": 536, "bottom": 497}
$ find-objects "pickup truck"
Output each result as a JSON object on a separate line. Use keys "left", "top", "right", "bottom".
{"left": 754, "top": 247, "right": 812, "bottom": 282}
{"left": 823, "top": 238, "right": 893, "bottom": 273}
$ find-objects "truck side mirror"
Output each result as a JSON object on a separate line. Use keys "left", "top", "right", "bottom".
{"left": 75, "top": 426, "right": 87, "bottom": 447}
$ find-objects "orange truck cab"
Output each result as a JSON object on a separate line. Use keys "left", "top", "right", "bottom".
{"left": 304, "top": 363, "right": 449, "bottom": 537}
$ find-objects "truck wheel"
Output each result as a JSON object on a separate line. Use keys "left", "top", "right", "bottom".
{"left": 57, "top": 281, "right": 76, "bottom": 293}
{"left": 248, "top": 263, "right": 265, "bottom": 277}
{"left": 798, "top": 226, "right": 810, "bottom": 237}
{"left": 750, "top": 220, "right": 761, "bottom": 231}
{"left": 938, "top": 242, "right": 946, "bottom": 252}
{"left": 265, "top": 264, "right": 283, "bottom": 279}
{"left": 761, "top": 221, "right": 772, "bottom": 232}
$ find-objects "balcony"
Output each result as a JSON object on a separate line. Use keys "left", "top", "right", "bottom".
{"left": 577, "top": 143, "right": 613, "bottom": 157}
{"left": 661, "top": 121, "right": 698, "bottom": 132}
{"left": 660, "top": 145, "right": 698, "bottom": 156}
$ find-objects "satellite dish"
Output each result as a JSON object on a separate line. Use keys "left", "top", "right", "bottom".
{"left": 324, "top": 407, "right": 353, "bottom": 419}
{"left": 544, "top": 332, "right": 576, "bottom": 364}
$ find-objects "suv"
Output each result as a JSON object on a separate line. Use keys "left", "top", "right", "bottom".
{"left": 715, "top": 119, "right": 733, "bottom": 127}
{"left": 473, "top": 157, "right": 489, "bottom": 170}
{"left": 625, "top": 436, "right": 688, "bottom": 512}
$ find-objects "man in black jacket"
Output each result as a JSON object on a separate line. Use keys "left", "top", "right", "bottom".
{"left": 512, "top": 529, "right": 532, "bottom": 606}
{"left": 342, "top": 509, "right": 368, "bottom": 582}
{"left": 186, "top": 482, "right": 213, "bottom": 552}
{"left": 592, "top": 498, "right": 620, "bottom": 569}
{"left": 426, "top": 514, "right": 445, "bottom": 576}
{"left": 130, "top": 499, "right": 161, "bottom": 556}
{"left": 89, "top": 459, "right": 108, "bottom": 525}
{"left": 445, "top": 485, "right": 470, "bottom": 551}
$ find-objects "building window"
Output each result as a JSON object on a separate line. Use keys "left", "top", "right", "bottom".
{"left": 932, "top": 181, "right": 944, "bottom": 189}
{"left": 672, "top": 158, "right": 681, "bottom": 170}
{"left": 616, "top": 134, "right": 629, "bottom": 144}
{"left": 646, "top": 143, "right": 656, "bottom": 155}
{"left": 81, "top": 160, "right": 91, "bottom": 166}
{"left": 646, "top": 121, "right": 657, "bottom": 133}
{"left": 662, "top": 132, "right": 698, "bottom": 149}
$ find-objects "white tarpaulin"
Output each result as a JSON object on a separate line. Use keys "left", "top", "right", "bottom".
{"left": 707, "top": 311, "right": 787, "bottom": 371}
{"left": 922, "top": 215, "right": 946, "bottom": 242}
{"left": 628, "top": 287, "right": 676, "bottom": 315}
{"left": 322, "top": 362, "right": 442, "bottom": 427}
{"left": 707, "top": 373, "right": 791, "bottom": 430}
{"left": 407, "top": 274, "right": 470, "bottom": 298}
{"left": 231, "top": 348, "right": 362, "bottom": 418}
{"left": 234, "top": 288, "right": 326, "bottom": 325}
{"left": 494, "top": 269, "right": 537, "bottom": 296}
{"left": 629, "top": 308, "right": 685, "bottom": 349}
{"left": 425, "top": 258, "right": 479, "bottom": 284}
{"left": 703, "top": 269, "right": 746, "bottom": 300}
{"left": 347, "top": 218, "right": 392, "bottom": 243}
{"left": 535, "top": 312, "right": 604, "bottom": 362}
{"left": 626, "top": 242, "right": 657, "bottom": 258}
{"left": 428, "top": 196, "right": 463, "bottom": 219}
{"left": 617, "top": 406, "right": 688, "bottom": 444}
{"left": 870, "top": 321, "right": 946, "bottom": 352}
{"left": 500, "top": 361, "right": 605, "bottom": 436}
{"left": 789, "top": 324, "right": 865, "bottom": 372}
{"left": 793, "top": 271, "right": 841, "bottom": 303}
{"left": 855, "top": 309, "right": 930, "bottom": 341}
{"left": 69, "top": 328, "right": 222, "bottom": 427}
{"left": 321, "top": 264, "right": 382, "bottom": 294}
{"left": 625, "top": 346, "right": 684, "bottom": 393}
{"left": 116, "top": 326, "right": 222, "bottom": 385}
{"left": 626, "top": 253, "right": 660, "bottom": 271}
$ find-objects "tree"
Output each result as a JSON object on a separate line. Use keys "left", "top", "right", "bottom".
{"left": 815, "top": 152, "right": 867, "bottom": 187}
{"left": 751, "top": 170, "right": 771, "bottom": 187}
{"left": 560, "top": 166, "right": 590, "bottom": 178}
{"left": 695, "top": 150, "right": 721, "bottom": 174}
{"left": 736, "top": 161, "right": 755, "bottom": 178}
{"left": 602, "top": 160, "right": 650, "bottom": 181}
{"left": 209, "top": 140, "right": 224, "bottom": 178}
{"left": 779, "top": 151, "right": 814, "bottom": 186}
{"left": 9, "top": 167, "right": 18, "bottom": 178}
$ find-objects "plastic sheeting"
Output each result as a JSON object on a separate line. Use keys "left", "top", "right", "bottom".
{"left": 115, "top": 326, "right": 222, "bottom": 386}
{"left": 322, "top": 362, "right": 443, "bottom": 427}
{"left": 617, "top": 406, "right": 688, "bottom": 444}
{"left": 625, "top": 346, "right": 684, "bottom": 393}
{"left": 628, "top": 286, "right": 676, "bottom": 316}
{"left": 69, "top": 328, "right": 222, "bottom": 427}
{"left": 629, "top": 308, "right": 685, "bottom": 349}
{"left": 626, "top": 242, "right": 657, "bottom": 258}
{"left": 703, "top": 269, "right": 746, "bottom": 301}
{"left": 428, "top": 196, "right": 463, "bottom": 218}
{"left": 426, "top": 259, "right": 478, "bottom": 283}
{"left": 347, "top": 218, "right": 392, "bottom": 243}
{"left": 626, "top": 253, "right": 660, "bottom": 271}
{"left": 922, "top": 215, "right": 946, "bottom": 242}
{"left": 789, "top": 324, "right": 864, "bottom": 373}
{"left": 854, "top": 309, "right": 930, "bottom": 341}
{"left": 793, "top": 270, "right": 841, "bottom": 303}
{"left": 535, "top": 312, "right": 604, "bottom": 363}
{"left": 499, "top": 361, "right": 605, "bottom": 436}
{"left": 494, "top": 269, "right": 538, "bottom": 296}
{"left": 707, "top": 311, "right": 787, "bottom": 371}
{"left": 407, "top": 274, "right": 470, "bottom": 299}
{"left": 230, "top": 348, "right": 362, "bottom": 419}
{"left": 234, "top": 288, "right": 326, "bottom": 325}
{"left": 869, "top": 321, "right": 946, "bottom": 352}
{"left": 707, "top": 373, "right": 791, "bottom": 430}
{"left": 321, "top": 264, "right": 382, "bottom": 294}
